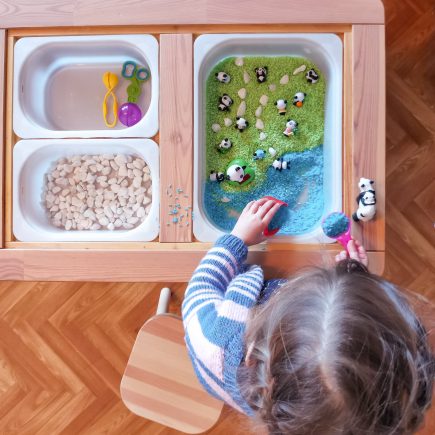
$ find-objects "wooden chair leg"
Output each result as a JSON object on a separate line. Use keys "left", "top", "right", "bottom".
{"left": 156, "top": 287, "right": 171, "bottom": 315}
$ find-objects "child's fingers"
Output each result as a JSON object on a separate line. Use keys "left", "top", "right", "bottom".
{"left": 250, "top": 200, "right": 263, "bottom": 214}
{"left": 257, "top": 200, "right": 276, "bottom": 219}
{"left": 242, "top": 201, "right": 255, "bottom": 213}
{"left": 347, "top": 239, "right": 360, "bottom": 262}
{"left": 263, "top": 202, "right": 282, "bottom": 225}
{"left": 335, "top": 250, "right": 347, "bottom": 262}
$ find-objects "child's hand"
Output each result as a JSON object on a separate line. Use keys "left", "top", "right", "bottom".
{"left": 335, "top": 239, "right": 369, "bottom": 267}
{"left": 231, "top": 199, "right": 283, "bottom": 246}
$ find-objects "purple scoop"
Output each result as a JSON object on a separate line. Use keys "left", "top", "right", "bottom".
{"left": 118, "top": 102, "right": 142, "bottom": 127}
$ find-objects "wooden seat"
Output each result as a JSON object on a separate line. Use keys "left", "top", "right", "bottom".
{"left": 120, "top": 288, "right": 224, "bottom": 434}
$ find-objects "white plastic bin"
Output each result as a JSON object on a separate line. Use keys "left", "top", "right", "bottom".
{"left": 13, "top": 35, "right": 159, "bottom": 138}
{"left": 193, "top": 33, "right": 343, "bottom": 243}
{"left": 13, "top": 139, "right": 160, "bottom": 242}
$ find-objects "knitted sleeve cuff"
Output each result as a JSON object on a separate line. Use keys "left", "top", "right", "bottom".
{"left": 214, "top": 234, "right": 248, "bottom": 264}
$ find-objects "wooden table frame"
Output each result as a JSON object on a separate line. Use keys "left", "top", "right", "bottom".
{"left": 0, "top": 1, "right": 385, "bottom": 281}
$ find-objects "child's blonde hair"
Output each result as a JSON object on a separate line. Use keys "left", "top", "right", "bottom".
{"left": 239, "top": 260, "right": 434, "bottom": 435}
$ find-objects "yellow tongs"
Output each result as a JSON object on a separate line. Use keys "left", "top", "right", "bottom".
{"left": 102, "top": 72, "right": 119, "bottom": 128}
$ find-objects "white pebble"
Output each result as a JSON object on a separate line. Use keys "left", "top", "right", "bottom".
{"left": 280, "top": 74, "right": 289, "bottom": 85}
{"left": 255, "top": 106, "right": 263, "bottom": 117}
{"left": 259, "top": 132, "right": 267, "bottom": 140}
{"left": 238, "top": 88, "right": 246, "bottom": 99}
{"left": 293, "top": 64, "right": 307, "bottom": 75}
{"left": 243, "top": 71, "right": 250, "bottom": 84}
{"left": 269, "top": 84, "right": 276, "bottom": 91}
{"left": 259, "top": 95, "right": 268, "bottom": 106}
{"left": 237, "top": 101, "right": 246, "bottom": 117}
{"left": 224, "top": 118, "right": 232, "bottom": 127}
{"left": 235, "top": 57, "right": 244, "bottom": 66}
{"left": 255, "top": 119, "right": 264, "bottom": 130}
{"left": 269, "top": 147, "right": 277, "bottom": 157}
{"left": 212, "top": 123, "right": 221, "bottom": 133}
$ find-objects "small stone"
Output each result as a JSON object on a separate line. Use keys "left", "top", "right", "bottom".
{"left": 237, "top": 101, "right": 246, "bottom": 117}
{"left": 255, "top": 119, "right": 264, "bottom": 130}
{"left": 221, "top": 196, "right": 231, "bottom": 203}
{"left": 224, "top": 118, "right": 232, "bottom": 127}
{"left": 255, "top": 106, "right": 263, "bottom": 117}
{"left": 238, "top": 88, "right": 246, "bottom": 99}
{"left": 280, "top": 74, "right": 289, "bottom": 85}
{"left": 243, "top": 71, "right": 250, "bottom": 84}
{"left": 133, "top": 159, "right": 145, "bottom": 170}
{"left": 293, "top": 64, "right": 307, "bottom": 75}
{"left": 212, "top": 123, "right": 221, "bottom": 133}
{"left": 269, "top": 147, "right": 277, "bottom": 157}
{"left": 269, "top": 84, "right": 276, "bottom": 91}
{"left": 259, "top": 132, "right": 267, "bottom": 141}
{"left": 259, "top": 95, "right": 268, "bottom": 106}
{"left": 114, "top": 154, "right": 127, "bottom": 166}
{"left": 235, "top": 57, "right": 244, "bottom": 66}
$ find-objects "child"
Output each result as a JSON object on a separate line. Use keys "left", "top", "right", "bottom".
{"left": 182, "top": 198, "right": 434, "bottom": 434}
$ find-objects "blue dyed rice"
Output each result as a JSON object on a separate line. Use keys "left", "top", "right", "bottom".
{"left": 321, "top": 213, "right": 349, "bottom": 238}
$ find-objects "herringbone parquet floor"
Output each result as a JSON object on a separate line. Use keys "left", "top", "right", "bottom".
{"left": 1, "top": 0, "right": 434, "bottom": 433}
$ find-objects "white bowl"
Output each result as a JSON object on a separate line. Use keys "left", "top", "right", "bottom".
{"left": 13, "top": 35, "right": 159, "bottom": 138}
{"left": 193, "top": 33, "right": 343, "bottom": 243}
{"left": 13, "top": 139, "right": 160, "bottom": 242}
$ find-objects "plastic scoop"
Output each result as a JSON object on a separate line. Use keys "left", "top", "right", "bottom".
{"left": 102, "top": 72, "right": 119, "bottom": 128}
{"left": 321, "top": 212, "right": 352, "bottom": 251}
{"left": 262, "top": 196, "right": 288, "bottom": 237}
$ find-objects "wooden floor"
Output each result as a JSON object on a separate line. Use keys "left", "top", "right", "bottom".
{"left": 1, "top": 0, "right": 434, "bottom": 433}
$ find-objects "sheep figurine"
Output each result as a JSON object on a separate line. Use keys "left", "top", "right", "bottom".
{"left": 352, "top": 177, "right": 376, "bottom": 222}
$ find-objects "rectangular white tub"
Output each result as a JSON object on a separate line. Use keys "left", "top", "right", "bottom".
{"left": 193, "top": 33, "right": 343, "bottom": 243}
{"left": 13, "top": 139, "right": 159, "bottom": 242}
{"left": 13, "top": 35, "right": 159, "bottom": 138}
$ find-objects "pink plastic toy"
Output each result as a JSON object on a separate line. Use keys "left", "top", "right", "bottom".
{"left": 321, "top": 212, "right": 352, "bottom": 251}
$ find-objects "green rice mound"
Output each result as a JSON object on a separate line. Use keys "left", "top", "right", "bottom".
{"left": 206, "top": 56, "right": 326, "bottom": 192}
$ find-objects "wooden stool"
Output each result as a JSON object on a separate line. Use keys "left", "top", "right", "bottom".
{"left": 120, "top": 288, "right": 224, "bottom": 433}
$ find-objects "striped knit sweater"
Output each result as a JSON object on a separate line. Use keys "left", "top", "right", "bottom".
{"left": 182, "top": 234, "right": 285, "bottom": 415}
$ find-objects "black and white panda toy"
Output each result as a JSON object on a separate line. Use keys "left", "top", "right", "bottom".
{"left": 226, "top": 164, "right": 246, "bottom": 183}
{"left": 235, "top": 117, "right": 249, "bottom": 131}
{"left": 275, "top": 99, "right": 287, "bottom": 115}
{"left": 352, "top": 177, "right": 376, "bottom": 222}
{"left": 272, "top": 158, "right": 290, "bottom": 171}
{"left": 306, "top": 69, "right": 319, "bottom": 84}
{"left": 216, "top": 138, "right": 232, "bottom": 153}
{"left": 255, "top": 67, "right": 268, "bottom": 83}
{"left": 218, "top": 94, "right": 233, "bottom": 111}
{"left": 209, "top": 170, "right": 225, "bottom": 183}
{"left": 293, "top": 92, "right": 306, "bottom": 107}
{"left": 215, "top": 71, "right": 231, "bottom": 83}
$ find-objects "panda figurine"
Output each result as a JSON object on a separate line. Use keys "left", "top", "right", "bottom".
{"left": 293, "top": 92, "right": 306, "bottom": 107}
{"left": 216, "top": 138, "right": 232, "bottom": 153}
{"left": 218, "top": 94, "right": 233, "bottom": 111}
{"left": 209, "top": 170, "right": 225, "bottom": 183}
{"left": 283, "top": 119, "right": 298, "bottom": 137}
{"left": 235, "top": 117, "right": 249, "bottom": 131}
{"left": 255, "top": 67, "right": 268, "bottom": 83}
{"left": 215, "top": 71, "right": 231, "bottom": 83}
{"left": 272, "top": 158, "right": 290, "bottom": 171}
{"left": 275, "top": 99, "right": 287, "bottom": 115}
{"left": 306, "top": 69, "right": 319, "bottom": 84}
{"left": 226, "top": 164, "right": 246, "bottom": 183}
{"left": 352, "top": 177, "right": 376, "bottom": 222}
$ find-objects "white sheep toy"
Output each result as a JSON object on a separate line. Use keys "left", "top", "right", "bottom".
{"left": 352, "top": 177, "right": 376, "bottom": 222}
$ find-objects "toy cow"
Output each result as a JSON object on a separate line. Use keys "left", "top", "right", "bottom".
{"left": 215, "top": 71, "right": 231, "bottom": 83}
{"left": 209, "top": 171, "right": 225, "bottom": 183}
{"left": 217, "top": 138, "right": 232, "bottom": 153}
{"left": 235, "top": 116, "right": 249, "bottom": 131}
{"left": 352, "top": 177, "right": 376, "bottom": 222}
{"left": 306, "top": 69, "right": 319, "bottom": 84}
{"left": 255, "top": 67, "right": 268, "bottom": 83}
{"left": 293, "top": 92, "right": 306, "bottom": 107}
{"left": 218, "top": 94, "right": 233, "bottom": 111}
{"left": 272, "top": 158, "right": 290, "bottom": 171}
